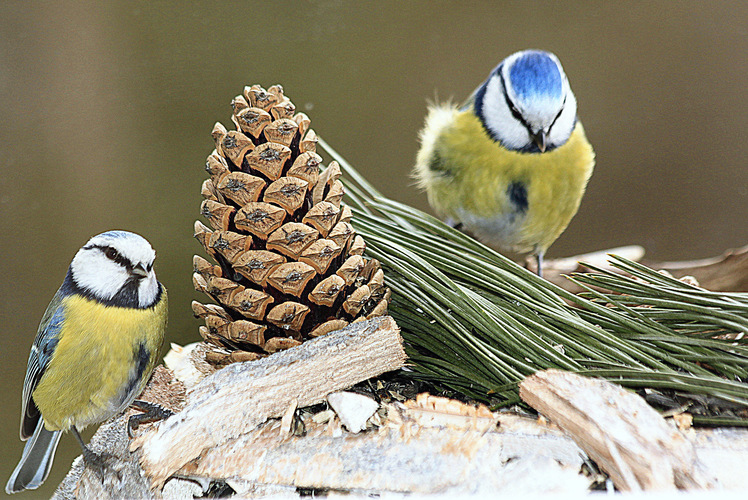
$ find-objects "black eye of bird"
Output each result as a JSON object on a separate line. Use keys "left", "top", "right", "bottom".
{"left": 105, "top": 247, "right": 119, "bottom": 261}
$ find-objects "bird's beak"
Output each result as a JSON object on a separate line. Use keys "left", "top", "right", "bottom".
{"left": 532, "top": 130, "right": 547, "bottom": 153}
{"left": 130, "top": 264, "right": 148, "bottom": 279}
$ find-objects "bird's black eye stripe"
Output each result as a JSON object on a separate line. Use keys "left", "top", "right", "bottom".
{"left": 87, "top": 244, "right": 133, "bottom": 269}
{"left": 498, "top": 69, "right": 533, "bottom": 133}
{"left": 547, "top": 95, "right": 567, "bottom": 134}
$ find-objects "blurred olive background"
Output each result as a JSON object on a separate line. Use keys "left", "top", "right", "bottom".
{"left": 1, "top": 1, "right": 746, "bottom": 496}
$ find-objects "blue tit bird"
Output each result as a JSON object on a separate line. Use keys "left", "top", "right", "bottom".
{"left": 413, "top": 49, "right": 595, "bottom": 275}
{"left": 6, "top": 230, "right": 168, "bottom": 494}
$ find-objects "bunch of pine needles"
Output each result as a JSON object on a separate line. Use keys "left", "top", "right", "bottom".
{"left": 320, "top": 140, "right": 748, "bottom": 426}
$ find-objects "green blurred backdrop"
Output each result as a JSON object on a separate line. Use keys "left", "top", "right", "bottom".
{"left": 1, "top": 1, "right": 746, "bottom": 496}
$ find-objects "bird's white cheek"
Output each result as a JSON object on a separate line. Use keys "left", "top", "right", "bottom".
{"left": 72, "top": 252, "right": 130, "bottom": 301}
{"left": 137, "top": 273, "right": 159, "bottom": 308}
{"left": 548, "top": 96, "right": 577, "bottom": 148}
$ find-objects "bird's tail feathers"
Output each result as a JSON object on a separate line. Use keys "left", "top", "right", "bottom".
{"left": 5, "top": 420, "right": 62, "bottom": 494}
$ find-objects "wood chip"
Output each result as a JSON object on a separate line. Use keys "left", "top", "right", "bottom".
{"left": 134, "top": 317, "right": 406, "bottom": 486}
{"left": 234, "top": 202, "right": 286, "bottom": 239}
{"left": 407, "top": 393, "right": 494, "bottom": 419}
{"left": 279, "top": 399, "right": 299, "bottom": 438}
{"left": 519, "top": 369, "right": 714, "bottom": 491}
{"left": 327, "top": 392, "right": 379, "bottom": 433}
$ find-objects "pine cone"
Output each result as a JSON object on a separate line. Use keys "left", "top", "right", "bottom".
{"left": 193, "top": 84, "right": 390, "bottom": 365}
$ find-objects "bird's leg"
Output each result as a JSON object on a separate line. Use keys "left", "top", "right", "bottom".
{"left": 127, "top": 400, "right": 174, "bottom": 438}
{"left": 71, "top": 426, "right": 116, "bottom": 481}
{"left": 535, "top": 251, "right": 544, "bottom": 278}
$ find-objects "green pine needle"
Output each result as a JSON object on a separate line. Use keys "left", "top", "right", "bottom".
{"left": 320, "top": 139, "right": 748, "bottom": 423}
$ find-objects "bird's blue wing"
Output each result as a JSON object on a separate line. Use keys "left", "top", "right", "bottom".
{"left": 20, "top": 291, "right": 65, "bottom": 440}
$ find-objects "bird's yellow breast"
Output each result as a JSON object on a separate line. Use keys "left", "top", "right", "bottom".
{"left": 416, "top": 105, "right": 594, "bottom": 253}
{"left": 33, "top": 292, "right": 167, "bottom": 431}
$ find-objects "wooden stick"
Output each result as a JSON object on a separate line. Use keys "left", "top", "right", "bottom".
{"left": 54, "top": 367, "right": 748, "bottom": 496}
{"left": 134, "top": 316, "right": 405, "bottom": 486}
{"left": 519, "top": 369, "right": 715, "bottom": 491}
{"left": 541, "top": 244, "right": 748, "bottom": 293}
{"left": 174, "top": 401, "right": 588, "bottom": 495}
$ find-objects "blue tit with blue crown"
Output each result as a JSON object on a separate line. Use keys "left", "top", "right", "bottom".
{"left": 6, "top": 230, "right": 168, "bottom": 494}
{"left": 414, "top": 49, "right": 595, "bottom": 275}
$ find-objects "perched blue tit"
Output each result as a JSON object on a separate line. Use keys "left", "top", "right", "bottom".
{"left": 6, "top": 230, "right": 168, "bottom": 494}
{"left": 414, "top": 49, "right": 595, "bottom": 275}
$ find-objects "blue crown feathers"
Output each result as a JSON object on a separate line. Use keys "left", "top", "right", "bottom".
{"left": 508, "top": 51, "right": 563, "bottom": 102}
